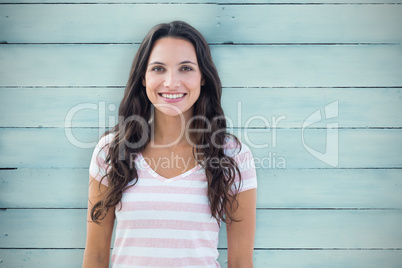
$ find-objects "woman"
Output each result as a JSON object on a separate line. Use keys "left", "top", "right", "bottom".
{"left": 83, "top": 21, "right": 257, "bottom": 268}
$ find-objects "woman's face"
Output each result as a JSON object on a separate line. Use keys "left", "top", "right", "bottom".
{"left": 143, "top": 37, "right": 204, "bottom": 119}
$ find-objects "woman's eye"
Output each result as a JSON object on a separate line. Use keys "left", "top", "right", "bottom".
{"left": 180, "top": 66, "right": 193, "bottom": 71}
{"left": 151, "top": 66, "right": 164, "bottom": 72}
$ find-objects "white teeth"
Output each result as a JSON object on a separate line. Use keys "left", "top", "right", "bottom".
{"left": 161, "top": 93, "right": 185, "bottom": 99}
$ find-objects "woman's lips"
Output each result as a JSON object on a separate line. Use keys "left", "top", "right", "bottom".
{"left": 158, "top": 93, "right": 187, "bottom": 102}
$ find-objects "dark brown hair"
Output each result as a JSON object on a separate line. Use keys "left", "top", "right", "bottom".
{"left": 91, "top": 21, "right": 242, "bottom": 225}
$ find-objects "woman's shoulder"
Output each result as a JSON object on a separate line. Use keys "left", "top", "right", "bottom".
{"left": 96, "top": 132, "right": 116, "bottom": 148}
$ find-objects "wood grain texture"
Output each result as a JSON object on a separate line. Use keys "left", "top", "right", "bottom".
{"left": 1, "top": 0, "right": 401, "bottom": 266}
{"left": 1, "top": 45, "right": 401, "bottom": 87}
{"left": 1, "top": 87, "right": 401, "bottom": 128}
{"left": 4, "top": 0, "right": 402, "bottom": 3}
{"left": 1, "top": 248, "right": 401, "bottom": 268}
{"left": 1, "top": 209, "right": 401, "bottom": 248}
{"left": 0, "top": 128, "right": 401, "bottom": 168}
{"left": 1, "top": 168, "right": 401, "bottom": 209}
{"left": 1, "top": 4, "right": 401, "bottom": 43}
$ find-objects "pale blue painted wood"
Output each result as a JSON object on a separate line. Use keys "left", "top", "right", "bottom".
{"left": 1, "top": 249, "right": 402, "bottom": 268}
{"left": 1, "top": 4, "right": 401, "bottom": 43}
{"left": 6, "top": 0, "right": 402, "bottom": 3}
{"left": 0, "top": 168, "right": 90, "bottom": 208}
{"left": 1, "top": 45, "right": 401, "bottom": 87}
{"left": 1, "top": 87, "right": 401, "bottom": 127}
{"left": 0, "top": 249, "right": 85, "bottom": 268}
{"left": 1, "top": 168, "right": 401, "bottom": 209}
{"left": 1, "top": 209, "right": 402, "bottom": 249}
{"left": 0, "top": 0, "right": 401, "bottom": 266}
{"left": 1, "top": 128, "right": 402, "bottom": 168}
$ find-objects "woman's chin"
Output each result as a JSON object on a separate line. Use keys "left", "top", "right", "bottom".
{"left": 155, "top": 108, "right": 186, "bottom": 118}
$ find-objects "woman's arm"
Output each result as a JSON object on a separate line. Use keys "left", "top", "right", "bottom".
{"left": 82, "top": 176, "right": 115, "bottom": 268}
{"left": 226, "top": 188, "right": 257, "bottom": 268}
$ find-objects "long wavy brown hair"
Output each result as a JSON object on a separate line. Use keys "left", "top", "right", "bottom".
{"left": 91, "top": 21, "right": 242, "bottom": 225}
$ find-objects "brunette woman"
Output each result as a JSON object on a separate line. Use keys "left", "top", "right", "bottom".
{"left": 83, "top": 21, "right": 257, "bottom": 268}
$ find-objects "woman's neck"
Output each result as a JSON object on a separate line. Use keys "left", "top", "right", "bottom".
{"left": 150, "top": 110, "right": 194, "bottom": 148}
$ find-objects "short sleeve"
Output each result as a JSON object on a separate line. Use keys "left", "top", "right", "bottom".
{"left": 225, "top": 138, "right": 258, "bottom": 194}
{"left": 89, "top": 133, "right": 114, "bottom": 187}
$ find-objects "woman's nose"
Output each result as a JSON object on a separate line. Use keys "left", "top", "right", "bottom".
{"left": 163, "top": 71, "right": 180, "bottom": 88}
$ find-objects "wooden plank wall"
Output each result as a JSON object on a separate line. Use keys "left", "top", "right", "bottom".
{"left": 1, "top": 0, "right": 402, "bottom": 267}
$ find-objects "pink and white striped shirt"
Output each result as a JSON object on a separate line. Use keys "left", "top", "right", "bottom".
{"left": 89, "top": 133, "right": 257, "bottom": 268}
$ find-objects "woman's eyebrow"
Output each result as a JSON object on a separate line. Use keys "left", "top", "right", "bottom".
{"left": 148, "top": 61, "right": 166, "bottom": 66}
{"left": 148, "top": 60, "right": 197, "bottom": 66}
{"left": 179, "top": 61, "right": 197, "bottom": 65}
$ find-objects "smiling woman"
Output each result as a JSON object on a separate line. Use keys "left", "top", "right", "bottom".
{"left": 82, "top": 21, "right": 257, "bottom": 268}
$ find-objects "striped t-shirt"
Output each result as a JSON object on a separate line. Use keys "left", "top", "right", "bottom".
{"left": 89, "top": 133, "right": 257, "bottom": 268}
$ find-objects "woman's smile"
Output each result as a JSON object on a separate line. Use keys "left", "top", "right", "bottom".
{"left": 158, "top": 92, "right": 187, "bottom": 101}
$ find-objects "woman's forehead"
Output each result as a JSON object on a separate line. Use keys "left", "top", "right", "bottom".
{"left": 148, "top": 37, "right": 198, "bottom": 64}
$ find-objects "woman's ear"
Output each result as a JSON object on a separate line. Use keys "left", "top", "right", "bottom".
{"left": 142, "top": 77, "right": 146, "bottom": 87}
{"left": 201, "top": 78, "right": 205, "bottom": 86}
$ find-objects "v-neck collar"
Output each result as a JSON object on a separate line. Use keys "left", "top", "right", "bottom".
{"left": 137, "top": 152, "right": 202, "bottom": 183}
